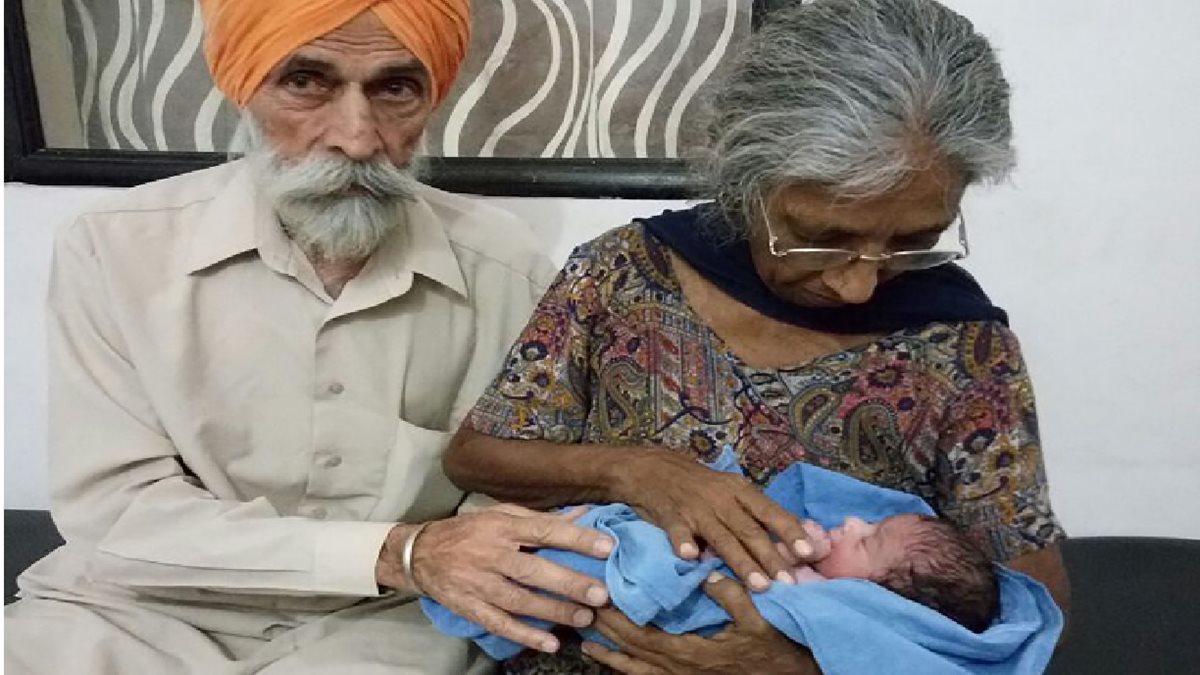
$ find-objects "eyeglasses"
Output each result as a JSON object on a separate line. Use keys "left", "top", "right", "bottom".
{"left": 760, "top": 199, "right": 970, "bottom": 272}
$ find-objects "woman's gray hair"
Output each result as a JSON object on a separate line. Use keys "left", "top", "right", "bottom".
{"left": 700, "top": 0, "right": 1015, "bottom": 236}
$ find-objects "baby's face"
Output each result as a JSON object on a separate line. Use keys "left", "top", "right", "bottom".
{"left": 811, "top": 514, "right": 919, "bottom": 579}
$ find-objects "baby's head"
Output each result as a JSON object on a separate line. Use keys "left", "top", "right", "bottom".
{"left": 810, "top": 513, "right": 999, "bottom": 632}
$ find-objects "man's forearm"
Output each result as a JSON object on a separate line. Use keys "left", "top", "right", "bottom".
{"left": 82, "top": 477, "right": 396, "bottom": 598}
{"left": 444, "top": 429, "right": 644, "bottom": 508}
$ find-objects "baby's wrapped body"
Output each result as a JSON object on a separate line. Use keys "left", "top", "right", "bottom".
{"left": 425, "top": 452, "right": 1062, "bottom": 674}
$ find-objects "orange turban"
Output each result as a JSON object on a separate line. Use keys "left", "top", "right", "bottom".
{"left": 200, "top": 0, "right": 471, "bottom": 107}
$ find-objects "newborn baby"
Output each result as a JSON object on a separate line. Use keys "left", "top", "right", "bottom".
{"left": 783, "top": 514, "right": 999, "bottom": 632}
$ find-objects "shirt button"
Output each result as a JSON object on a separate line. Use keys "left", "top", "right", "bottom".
{"left": 328, "top": 382, "right": 345, "bottom": 395}
{"left": 323, "top": 455, "right": 343, "bottom": 468}
{"left": 310, "top": 506, "right": 328, "bottom": 520}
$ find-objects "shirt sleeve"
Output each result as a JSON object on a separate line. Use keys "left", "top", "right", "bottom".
{"left": 47, "top": 220, "right": 393, "bottom": 599}
{"left": 461, "top": 244, "right": 609, "bottom": 444}
{"left": 932, "top": 322, "right": 1066, "bottom": 562}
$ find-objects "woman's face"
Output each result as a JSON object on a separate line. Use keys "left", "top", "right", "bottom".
{"left": 747, "top": 162, "right": 966, "bottom": 308}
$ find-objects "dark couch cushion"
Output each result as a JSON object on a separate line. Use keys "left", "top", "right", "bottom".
{"left": 4, "top": 511, "right": 1199, "bottom": 673}
{"left": 1047, "top": 536, "right": 1200, "bottom": 675}
{"left": 4, "top": 509, "right": 64, "bottom": 604}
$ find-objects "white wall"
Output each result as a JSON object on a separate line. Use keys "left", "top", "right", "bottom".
{"left": 6, "top": 0, "right": 1199, "bottom": 538}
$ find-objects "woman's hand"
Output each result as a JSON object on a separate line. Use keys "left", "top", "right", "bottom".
{"left": 581, "top": 572, "right": 820, "bottom": 674}
{"left": 611, "top": 450, "right": 816, "bottom": 589}
{"left": 376, "top": 504, "right": 613, "bottom": 654}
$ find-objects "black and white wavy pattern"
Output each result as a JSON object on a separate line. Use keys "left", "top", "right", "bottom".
{"left": 52, "top": 0, "right": 751, "bottom": 157}
{"left": 59, "top": 0, "right": 236, "bottom": 151}
{"left": 432, "top": 0, "right": 749, "bottom": 158}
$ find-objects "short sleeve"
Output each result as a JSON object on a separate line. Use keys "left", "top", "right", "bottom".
{"left": 461, "top": 245, "right": 606, "bottom": 443}
{"left": 932, "top": 323, "right": 1066, "bottom": 561}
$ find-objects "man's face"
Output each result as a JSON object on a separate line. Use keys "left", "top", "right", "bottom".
{"left": 238, "top": 11, "right": 438, "bottom": 261}
{"left": 244, "top": 11, "right": 435, "bottom": 167}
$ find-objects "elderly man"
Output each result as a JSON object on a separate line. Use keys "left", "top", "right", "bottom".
{"left": 4, "top": 2, "right": 615, "bottom": 673}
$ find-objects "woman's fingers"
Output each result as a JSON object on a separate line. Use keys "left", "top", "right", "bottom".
{"left": 720, "top": 506, "right": 795, "bottom": 584}
{"left": 581, "top": 641, "right": 667, "bottom": 675}
{"left": 697, "top": 518, "right": 772, "bottom": 591}
{"left": 702, "top": 571, "right": 770, "bottom": 630}
{"left": 801, "top": 519, "right": 833, "bottom": 558}
{"left": 664, "top": 522, "right": 700, "bottom": 560}
{"left": 592, "top": 607, "right": 667, "bottom": 661}
{"left": 775, "top": 540, "right": 800, "bottom": 567}
{"left": 742, "top": 491, "right": 816, "bottom": 560}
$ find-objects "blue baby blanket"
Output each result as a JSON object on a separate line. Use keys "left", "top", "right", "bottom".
{"left": 423, "top": 449, "right": 1062, "bottom": 673}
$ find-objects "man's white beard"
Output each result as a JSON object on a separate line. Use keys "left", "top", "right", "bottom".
{"left": 239, "top": 117, "right": 424, "bottom": 261}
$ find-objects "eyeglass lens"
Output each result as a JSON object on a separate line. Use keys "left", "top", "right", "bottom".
{"left": 785, "top": 250, "right": 959, "bottom": 271}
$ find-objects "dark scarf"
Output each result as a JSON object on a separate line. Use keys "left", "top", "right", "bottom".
{"left": 639, "top": 204, "right": 1007, "bottom": 335}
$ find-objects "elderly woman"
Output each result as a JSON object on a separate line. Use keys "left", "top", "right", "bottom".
{"left": 444, "top": 0, "right": 1069, "bottom": 672}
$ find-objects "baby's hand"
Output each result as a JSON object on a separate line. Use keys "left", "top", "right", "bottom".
{"left": 801, "top": 519, "right": 832, "bottom": 560}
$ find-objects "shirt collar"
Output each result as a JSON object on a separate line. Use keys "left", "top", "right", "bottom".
{"left": 356, "top": 189, "right": 467, "bottom": 299}
{"left": 185, "top": 161, "right": 265, "bottom": 274}
{"left": 185, "top": 162, "right": 468, "bottom": 299}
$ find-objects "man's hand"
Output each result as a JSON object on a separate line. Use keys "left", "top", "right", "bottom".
{"left": 613, "top": 451, "right": 818, "bottom": 590}
{"left": 376, "top": 504, "right": 613, "bottom": 654}
{"left": 581, "top": 572, "right": 819, "bottom": 674}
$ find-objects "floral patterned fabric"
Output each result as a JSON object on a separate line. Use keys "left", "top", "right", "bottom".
{"left": 463, "top": 223, "right": 1064, "bottom": 674}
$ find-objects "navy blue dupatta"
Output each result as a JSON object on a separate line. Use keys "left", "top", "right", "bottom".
{"left": 639, "top": 204, "right": 1007, "bottom": 335}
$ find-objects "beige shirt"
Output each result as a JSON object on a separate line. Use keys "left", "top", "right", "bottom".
{"left": 27, "top": 160, "right": 555, "bottom": 619}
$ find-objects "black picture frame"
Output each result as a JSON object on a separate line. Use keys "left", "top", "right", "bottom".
{"left": 5, "top": 0, "right": 779, "bottom": 198}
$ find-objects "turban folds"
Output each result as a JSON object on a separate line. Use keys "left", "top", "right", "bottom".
{"left": 199, "top": 0, "right": 471, "bottom": 107}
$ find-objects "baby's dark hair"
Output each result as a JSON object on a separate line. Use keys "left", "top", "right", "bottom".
{"left": 872, "top": 515, "right": 999, "bottom": 633}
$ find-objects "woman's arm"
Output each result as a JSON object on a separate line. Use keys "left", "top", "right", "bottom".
{"left": 446, "top": 430, "right": 815, "bottom": 589}
{"left": 444, "top": 430, "right": 635, "bottom": 509}
{"left": 1007, "top": 544, "right": 1072, "bottom": 630}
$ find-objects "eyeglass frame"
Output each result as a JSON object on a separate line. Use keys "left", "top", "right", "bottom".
{"left": 758, "top": 195, "right": 971, "bottom": 271}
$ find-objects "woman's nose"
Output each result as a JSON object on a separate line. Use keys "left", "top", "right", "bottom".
{"left": 821, "top": 261, "right": 881, "bottom": 305}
